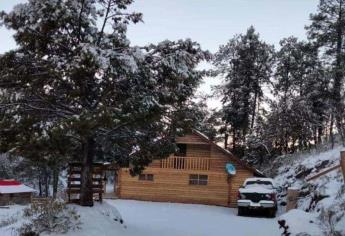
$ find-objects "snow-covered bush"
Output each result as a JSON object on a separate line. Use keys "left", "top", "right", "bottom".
{"left": 18, "top": 199, "right": 80, "bottom": 235}
{"left": 0, "top": 214, "right": 18, "bottom": 228}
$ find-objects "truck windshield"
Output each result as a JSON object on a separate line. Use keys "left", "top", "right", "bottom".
{"left": 245, "top": 180, "right": 273, "bottom": 189}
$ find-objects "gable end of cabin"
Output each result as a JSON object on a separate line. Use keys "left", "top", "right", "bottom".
{"left": 116, "top": 131, "right": 260, "bottom": 207}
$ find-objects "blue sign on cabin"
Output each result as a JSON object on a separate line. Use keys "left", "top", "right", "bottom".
{"left": 225, "top": 163, "right": 236, "bottom": 175}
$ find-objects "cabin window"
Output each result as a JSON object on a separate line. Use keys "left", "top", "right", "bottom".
{"left": 175, "top": 144, "right": 187, "bottom": 157}
{"left": 147, "top": 174, "right": 154, "bottom": 181}
{"left": 139, "top": 174, "right": 154, "bottom": 181}
{"left": 189, "top": 174, "right": 208, "bottom": 185}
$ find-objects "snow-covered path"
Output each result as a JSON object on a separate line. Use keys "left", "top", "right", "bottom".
{"left": 106, "top": 199, "right": 280, "bottom": 236}
{"left": 0, "top": 200, "right": 280, "bottom": 236}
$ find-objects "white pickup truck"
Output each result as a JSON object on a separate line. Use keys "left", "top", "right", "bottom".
{"left": 237, "top": 177, "right": 277, "bottom": 217}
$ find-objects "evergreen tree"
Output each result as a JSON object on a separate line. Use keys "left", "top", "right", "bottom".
{"left": 306, "top": 0, "right": 345, "bottom": 145}
{"left": 0, "top": 0, "right": 209, "bottom": 206}
{"left": 213, "top": 26, "right": 274, "bottom": 152}
{"left": 177, "top": 95, "right": 221, "bottom": 141}
{"left": 269, "top": 37, "right": 330, "bottom": 154}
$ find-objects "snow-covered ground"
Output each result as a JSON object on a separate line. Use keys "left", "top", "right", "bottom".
{"left": 0, "top": 200, "right": 280, "bottom": 236}
{"left": 274, "top": 145, "right": 345, "bottom": 235}
{"left": 0, "top": 205, "right": 27, "bottom": 236}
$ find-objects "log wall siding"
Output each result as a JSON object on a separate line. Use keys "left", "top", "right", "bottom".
{"left": 0, "top": 193, "right": 32, "bottom": 206}
{"left": 117, "top": 133, "right": 254, "bottom": 207}
{"left": 118, "top": 168, "right": 230, "bottom": 206}
{"left": 186, "top": 144, "right": 211, "bottom": 157}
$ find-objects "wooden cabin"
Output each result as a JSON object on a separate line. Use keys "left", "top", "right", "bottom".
{"left": 116, "top": 130, "right": 263, "bottom": 207}
{"left": 0, "top": 180, "right": 35, "bottom": 206}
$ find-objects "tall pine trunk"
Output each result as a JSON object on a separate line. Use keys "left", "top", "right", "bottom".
{"left": 38, "top": 173, "right": 42, "bottom": 197}
{"left": 334, "top": 1, "right": 344, "bottom": 146}
{"left": 317, "top": 126, "right": 323, "bottom": 144}
{"left": 232, "top": 130, "right": 236, "bottom": 150}
{"left": 44, "top": 168, "right": 49, "bottom": 197}
{"left": 251, "top": 89, "right": 258, "bottom": 130}
{"left": 52, "top": 166, "right": 59, "bottom": 199}
{"left": 224, "top": 133, "right": 229, "bottom": 149}
{"left": 79, "top": 137, "right": 95, "bottom": 206}
{"left": 330, "top": 114, "right": 335, "bottom": 149}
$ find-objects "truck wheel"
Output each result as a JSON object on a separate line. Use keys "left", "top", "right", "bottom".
{"left": 238, "top": 207, "right": 245, "bottom": 216}
{"left": 268, "top": 208, "right": 276, "bottom": 218}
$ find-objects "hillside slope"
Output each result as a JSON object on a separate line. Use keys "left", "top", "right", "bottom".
{"left": 273, "top": 145, "right": 345, "bottom": 235}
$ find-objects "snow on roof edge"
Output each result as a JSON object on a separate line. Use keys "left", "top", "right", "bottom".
{"left": 0, "top": 184, "right": 36, "bottom": 194}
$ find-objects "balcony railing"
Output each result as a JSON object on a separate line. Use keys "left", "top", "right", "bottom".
{"left": 160, "top": 156, "right": 211, "bottom": 171}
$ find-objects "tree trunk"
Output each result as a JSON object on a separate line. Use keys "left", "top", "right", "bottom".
{"left": 251, "top": 90, "right": 258, "bottom": 130}
{"left": 334, "top": 0, "right": 344, "bottom": 147}
{"left": 79, "top": 137, "right": 95, "bottom": 206}
{"left": 38, "top": 173, "right": 42, "bottom": 197}
{"left": 317, "top": 126, "right": 323, "bottom": 144}
{"left": 313, "top": 127, "right": 317, "bottom": 146}
{"left": 224, "top": 133, "right": 229, "bottom": 149}
{"left": 232, "top": 130, "right": 236, "bottom": 150}
{"left": 44, "top": 168, "right": 49, "bottom": 197}
{"left": 330, "top": 114, "right": 335, "bottom": 149}
{"left": 52, "top": 166, "right": 59, "bottom": 199}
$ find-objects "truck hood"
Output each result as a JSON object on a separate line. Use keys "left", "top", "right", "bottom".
{"left": 239, "top": 186, "right": 275, "bottom": 194}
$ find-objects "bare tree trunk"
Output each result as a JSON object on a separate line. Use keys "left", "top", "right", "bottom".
{"left": 317, "top": 126, "right": 323, "bottom": 144}
{"left": 224, "top": 133, "right": 229, "bottom": 149}
{"left": 44, "top": 168, "right": 49, "bottom": 197}
{"left": 52, "top": 166, "right": 59, "bottom": 199}
{"left": 79, "top": 137, "right": 95, "bottom": 206}
{"left": 38, "top": 173, "right": 42, "bottom": 197}
{"left": 334, "top": 0, "right": 344, "bottom": 147}
{"left": 330, "top": 114, "right": 335, "bottom": 149}
{"left": 250, "top": 91, "right": 258, "bottom": 130}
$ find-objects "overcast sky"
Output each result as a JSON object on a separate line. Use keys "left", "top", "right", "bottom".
{"left": 0, "top": 0, "right": 319, "bottom": 107}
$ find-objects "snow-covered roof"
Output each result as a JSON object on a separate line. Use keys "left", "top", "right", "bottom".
{"left": 0, "top": 180, "right": 36, "bottom": 194}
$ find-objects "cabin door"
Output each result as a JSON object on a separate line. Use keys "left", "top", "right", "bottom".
{"left": 103, "top": 170, "right": 117, "bottom": 199}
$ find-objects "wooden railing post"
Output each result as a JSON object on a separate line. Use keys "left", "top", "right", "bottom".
{"left": 286, "top": 188, "right": 299, "bottom": 212}
{"left": 341, "top": 151, "right": 345, "bottom": 180}
{"left": 159, "top": 157, "right": 214, "bottom": 171}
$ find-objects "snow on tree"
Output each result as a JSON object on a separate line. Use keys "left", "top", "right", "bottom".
{"left": 0, "top": 0, "right": 210, "bottom": 206}
{"left": 212, "top": 26, "right": 274, "bottom": 153}
{"left": 306, "top": 0, "right": 345, "bottom": 146}
{"left": 268, "top": 37, "right": 331, "bottom": 154}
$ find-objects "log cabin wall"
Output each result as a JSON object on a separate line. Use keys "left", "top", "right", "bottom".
{"left": 0, "top": 192, "right": 32, "bottom": 206}
{"left": 117, "top": 132, "right": 254, "bottom": 207}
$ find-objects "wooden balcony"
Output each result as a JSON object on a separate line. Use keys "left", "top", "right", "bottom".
{"left": 160, "top": 156, "right": 211, "bottom": 171}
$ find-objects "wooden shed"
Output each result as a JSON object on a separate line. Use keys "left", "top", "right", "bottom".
{"left": 116, "top": 130, "right": 263, "bottom": 207}
{"left": 0, "top": 180, "right": 35, "bottom": 206}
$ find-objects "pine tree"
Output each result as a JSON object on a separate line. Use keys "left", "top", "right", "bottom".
{"left": 0, "top": 0, "right": 209, "bottom": 206}
{"left": 174, "top": 95, "right": 221, "bottom": 141}
{"left": 213, "top": 26, "right": 274, "bottom": 152}
{"left": 306, "top": 0, "right": 345, "bottom": 145}
{"left": 269, "top": 37, "right": 330, "bottom": 153}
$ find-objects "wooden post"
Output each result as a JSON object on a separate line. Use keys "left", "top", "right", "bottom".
{"left": 286, "top": 188, "right": 299, "bottom": 212}
{"left": 341, "top": 151, "right": 345, "bottom": 180}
